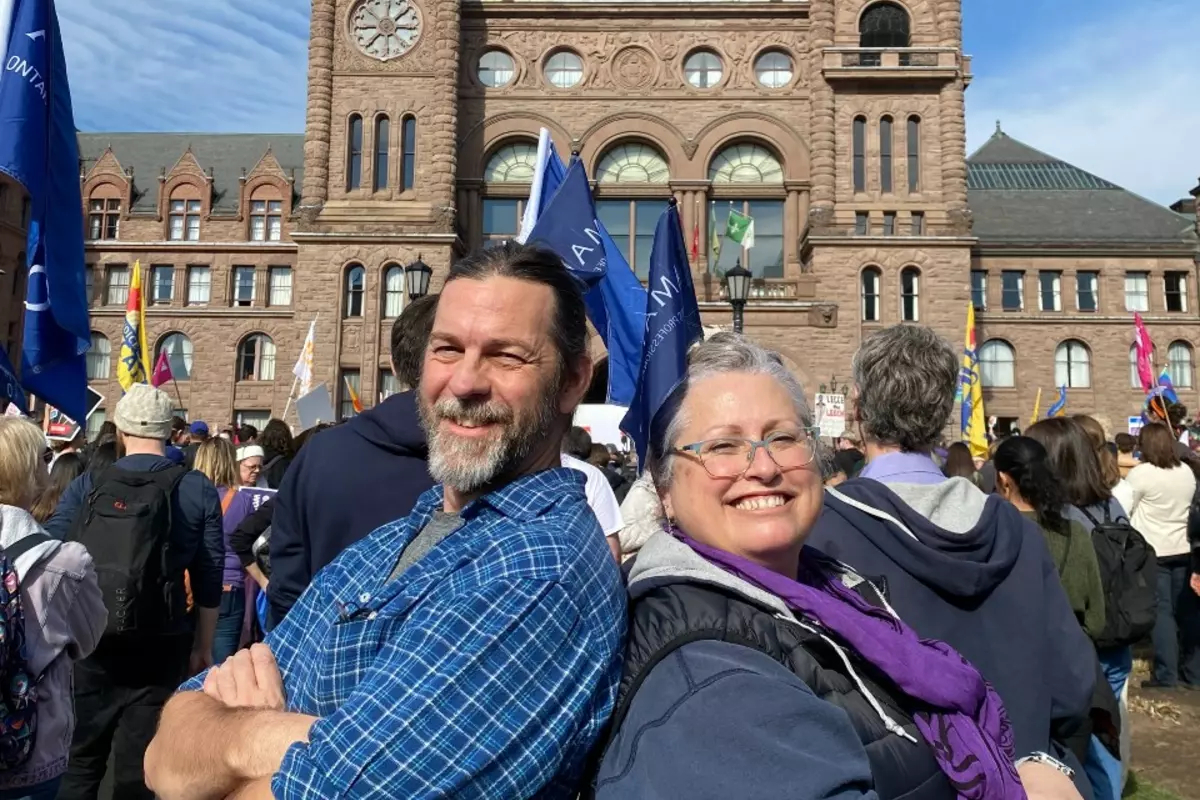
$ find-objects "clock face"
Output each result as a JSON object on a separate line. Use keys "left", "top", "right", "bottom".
{"left": 350, "top": 0, "right": 421, "bottom": 62}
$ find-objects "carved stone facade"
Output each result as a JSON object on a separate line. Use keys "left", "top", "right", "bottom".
{"left": 68, "top": 0, "right": 1198, "bottom": 438}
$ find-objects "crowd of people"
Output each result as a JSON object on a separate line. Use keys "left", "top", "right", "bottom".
{"left": 0, "top": 240, "right": 1195, "bottom": 798}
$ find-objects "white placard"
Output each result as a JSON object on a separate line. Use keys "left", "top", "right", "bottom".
{"left": 814, "top": 393, "right": 846, "bottom": 439}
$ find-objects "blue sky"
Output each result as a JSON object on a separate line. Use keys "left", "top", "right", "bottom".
{"left": 58, "top": 0, "right": 1197, "bottom": 205}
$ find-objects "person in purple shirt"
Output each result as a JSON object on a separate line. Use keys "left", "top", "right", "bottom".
{"left": 808, "top": 324, "right": 1098, "bottom": 800}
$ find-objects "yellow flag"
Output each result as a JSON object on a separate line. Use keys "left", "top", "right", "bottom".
{"left": 116, "top": 261, "right": 150, "bottom": 391}
{"left": 1030, "top": 388, "right": 1042, "bottom": 425}
{"left": 959, "top": 303, "right": 988, "bottom": 458}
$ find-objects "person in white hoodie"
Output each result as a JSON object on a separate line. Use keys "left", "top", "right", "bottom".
{"left": 0, "top": 418, "right": 107, "bottom": 800}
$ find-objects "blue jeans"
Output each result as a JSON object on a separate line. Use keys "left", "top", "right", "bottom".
{"left": 0, "top": 776, "right": 62, "bottom": 800}
{"left": 1152, "top": 558, "right": 1200, "bottom": 686}
{"left": 212, "top": 587, "right": 246, "bottom": 665}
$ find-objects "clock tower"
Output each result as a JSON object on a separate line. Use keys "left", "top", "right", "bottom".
{"left": 294, "top": 0, "right": 461, "bottom": 403}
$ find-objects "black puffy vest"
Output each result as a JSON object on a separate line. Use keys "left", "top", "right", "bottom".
{"left": 594, "top": 581, "right": 957, "bottom": 800}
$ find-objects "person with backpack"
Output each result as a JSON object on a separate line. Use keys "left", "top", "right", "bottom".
{"left": 0, "top": 418, "right": 107, "bottom": 800}
{"left": 1125, "top": 423, "right": 1199, "bottom": 689}
{"left": 1027, "top": 416, "right": 1155, "bottom": 799}
{"left": 45, "top": 384, "right": 225, "bottom": 800}
{"left": 256, "top": 420, "right": 294, "bottom": 489}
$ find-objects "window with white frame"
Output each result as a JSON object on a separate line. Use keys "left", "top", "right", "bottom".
{"left": 106, "top": 265, "right": 130, "bottom": 306}
{"left": 1038, "top": 271, "right": 1061, "bottom": 312}
{"left": 250, "top": 199, "right": 283, "bottom": 241}
{"left": 1076, "top": 271, "right": 1098, "bottom": 312}
{"left": 156, "top": 332, "right": 193, "bottom": 381}
{"left": 979, "top": 340, "right": 1015, "bottom": 387}
{"left": 1165, "top": 272, "right": 1188, "bottom": 313}
{"left": 187, "top": 266, "right": 211, "bottom": 305}
{"left": 1001, "top": 271, "right": 1023, "bottom": 311}
{"left": 168, "top": 198, "right": 201, "bottom": 241}
{"left": 235, "top": 410, "right": 271, "bottom": 431}
{"left": 87, "top": 332, "right": 110, "bottom": 380}
{"left": 384, "top": 264, "right": 405, "bottom": 317}
{"left": 1124, "top": 271, "right": 1149, "bottom": 312}
{"left": 1168, "top": 341, "right": 1193, "bottom": 389}
{"left": 237, "top": 334, "right": 275, "bottom": 381}
{"left": 971, "top": 270, "right": 987, "bottom": 311}
{"left": 151, "top": 265, "right": 174, "bottom": 305}
{"left": 233, "top": 266, "right": 256, "bottom": 307}
{"left": 1055, "top": 340, "right": 1091, "bottom": 388}
{"left": 861, "top": 268, "right": 881, "bottom": 322}
{"left": 268, "top": 267, "right": 292, "bottom": 307}
{"left": 344, "top": 265, "right": 365, "bottom": 318}
{"left": 900, "top": 267, "right": 919, "bottom": 321}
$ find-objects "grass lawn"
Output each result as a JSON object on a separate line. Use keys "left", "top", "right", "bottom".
{"left": 1125, "top": 772, "right": 1184, "bottom": 800}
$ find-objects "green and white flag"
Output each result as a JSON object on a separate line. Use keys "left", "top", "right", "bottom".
{"left": 726, "top": 208, "right": 755, "bottom": 249}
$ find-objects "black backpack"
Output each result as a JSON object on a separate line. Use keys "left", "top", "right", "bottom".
{"left": 68, "top": 466, "right": 188, "bottom": 637}
{"left": 1080, "top": 504, "right": 1157, "bottom": 649}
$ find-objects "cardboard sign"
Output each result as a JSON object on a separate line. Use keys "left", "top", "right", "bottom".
{"left": 814, "top": 393, "right": 846, "bottom": 439}
{"left": 237, "top": 486, "right": 277, "bottom": 512}
{"left": 44, "top": 406, "right": 82, "bottom": 442}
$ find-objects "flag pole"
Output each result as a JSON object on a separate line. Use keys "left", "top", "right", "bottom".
{"left": 281, "top": 312, "right": 317, "bottom": 423}
{"left": 170, "top": 373, "right": 185, "bottom": 416}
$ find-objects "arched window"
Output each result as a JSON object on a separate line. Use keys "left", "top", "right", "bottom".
{"left": 1129, "top": 343, "right": 1158, "bottom": 388}
{"left": 708, "top": 143, "right": 784, "bottom": 185}
{"left": 979, "top": 340, "right": 1015, "bottom": 388}
{"left": 347, "top": 114, "right": 363, "bottom": 190}
{"left": 248, "top": 187, "right": 282, "bottom": 242}
{"left": 861, "top": 267, "right": 881, "bottom": 322}
{"left": 344, "top": 265, "right": 365, "bottom": 318}
{"left": 879, "top": 116, "right": 893, "bottom": 193}
{"left": 900, "top": 267, "right": 919, "bottom": 321}
{"left": 383, "top": 264, "right": 405, "bottom": 318}
{"left": 595, "top": 143, "right": 670, "bottom": 184}
{"left": 484, "top": 142, "right": 538, "bottom": 183}
{"left": 87, "top": 187, "right": 121, "bottom": 241}
{"left": 852, "top": 116, "right": 866, "bottom": 193}
{"left": 706, "top": 144, "right": 785, "bottom": 278}
{"left": 87, "top": 332, "right": 110, "bottom": 380}
{"left": 1055, "top": 340, "right": 1091, "bottom": 388}
{"left": 907, "top": 116, "right": 921, "bottom": 193}
{"left": 859, "top": 2, "right": 911, "bottom": 49}
{"left": 1168, "top": 341, "right": 1194, "bottom": 389}
{"left": 155, "top": 332, "right": 194, "bottom": 381}
{"left": 237, "top": 334, "right": 276, "bottom": 382}
{"left": 373, "top": 115, "right": 389, "bottom": 191}
{"left": 401, "top": 116, "right": 416, "bottom": 191}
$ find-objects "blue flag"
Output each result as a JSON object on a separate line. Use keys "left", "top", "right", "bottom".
{"left": 527, "top": 159, "right": 609, "bottom": 285}
{"left": 621, "top": 201, "right": 704, "bottom": 468}
{"left": 1045, "top": 385, "right": 1068, "bottom": 418}
{"left": 0, "top": 0, "right": 90, "bottom": 422}
{"left": 525, "top": 153, "right": 647, "bottom": 405}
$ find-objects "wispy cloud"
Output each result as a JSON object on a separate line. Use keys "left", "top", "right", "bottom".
{"left": 59, "top": 0, "right": 309, "bottom": 133}
{"left": 966, "top": 1, "right": 1198, "bottom": 206}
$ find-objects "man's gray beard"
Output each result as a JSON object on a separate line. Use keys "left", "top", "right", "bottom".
{"left": 420, "top": 391, "right": 559, "bottom": 495}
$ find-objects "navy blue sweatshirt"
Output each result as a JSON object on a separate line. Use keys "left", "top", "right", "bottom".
{"left": 267, "top": 390, "right": 434, "bottom": 626}
{"left": 808, "top": 477, "right": 1096, "bottom": 772}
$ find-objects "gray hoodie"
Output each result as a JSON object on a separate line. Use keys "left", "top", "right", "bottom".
{"left": 594, "top": 531, "right": 883, "bottom": 800}
{"left": 0, "top": 505, "right": 107, "bottom": 790}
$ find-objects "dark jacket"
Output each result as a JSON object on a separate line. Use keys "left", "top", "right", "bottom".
{"left": 231, "top": 497, "right": 274, "bottom": 570}
{"left": 267, "top": 390, "right": 433, "bottom": 626}
{"left": 44, "top": 453, "right": 225, "bottom": 612}
{"left": 592, "top": 532, "right": 954, "bottom": 800}
{"left": 809, "top": 476, "right": 1096, "bottom": 792}
{"left": 259, "top": 448, "right": 292, "bottom": 490}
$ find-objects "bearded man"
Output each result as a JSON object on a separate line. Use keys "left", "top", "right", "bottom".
{"left": 144, "top": 243, "right": 628, "bottom": 800}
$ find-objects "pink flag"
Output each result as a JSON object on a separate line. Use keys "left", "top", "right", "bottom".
{"left": 151, "top": 350, "right": 173, "bottom": 388}
{"left": 1134, "top": 312, "right": 1155, "bottom": 393}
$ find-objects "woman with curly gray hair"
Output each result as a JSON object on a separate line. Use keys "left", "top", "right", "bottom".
{"left": 589, "top": 333, "right": 1025, "bottom": 800}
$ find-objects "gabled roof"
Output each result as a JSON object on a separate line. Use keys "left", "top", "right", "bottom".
{"left": 967, "top": 127, "right": 1195, "bottom": 247}
{"left": 77, "top": 133, "right": 305, "bottom": 214}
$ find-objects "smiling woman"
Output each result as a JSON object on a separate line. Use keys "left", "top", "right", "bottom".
{"left": 589, "top": 332, "right": 1025, "bottom": 800}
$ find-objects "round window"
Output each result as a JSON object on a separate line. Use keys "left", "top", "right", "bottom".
{"left": 683, "top": 50, "right": 723, "bottom": 89}
{"left": 478, "top": 49, "right": 515, "bottom": 88}
{"left": 754, "top": 50, "right": 793, "bottom": 89}
{"left": 545, "top": 50, "right": 584, "bottom": 89}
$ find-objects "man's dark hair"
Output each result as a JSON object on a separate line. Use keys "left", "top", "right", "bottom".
{"left": 390, "top": 294, "right": 439, "bottom": 389}
{"left": 445, "top": 241, "right": 589, "bottom": 381}
{"left": 237, "top": 424, "right": 258, "bottom": 443}
{"left": 260, "top": 418, "right": 295, "bottom": 459}
{"left": 563, "top": 426, "right": 592, "bottom": 460}
{"left": 171, "top": 416, "right": 187, "bottom": 435}
{"left": 1114, "top": 432, "right": 1136, "bottom": 454}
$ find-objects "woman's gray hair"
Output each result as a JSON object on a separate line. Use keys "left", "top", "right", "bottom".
{"left": 851, "top": 324, "right": 958, "bottom": 452}
{"left": 648, "top": 332, "right": 812, "bottom": 487}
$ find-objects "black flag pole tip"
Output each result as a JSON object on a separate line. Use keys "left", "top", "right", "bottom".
{"left": 668, "top": 197, "right": 678, "bottom": 206}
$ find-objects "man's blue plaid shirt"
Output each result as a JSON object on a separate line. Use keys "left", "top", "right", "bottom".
{"left": 186, "top": 467, "right": 627, "bottom": 798}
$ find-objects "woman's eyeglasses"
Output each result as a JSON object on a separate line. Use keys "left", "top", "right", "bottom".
{"left": 674, "top": 428, "right": 820, "bottom": 479}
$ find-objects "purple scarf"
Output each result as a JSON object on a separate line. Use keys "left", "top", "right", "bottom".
{"left": 676, "top": 531, "right": 1025, "bottom": 800}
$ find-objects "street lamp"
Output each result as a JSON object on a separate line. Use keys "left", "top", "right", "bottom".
{"left": 724, "top": 259, "right": 752, "bottom": 334}
{"left": 405, "top": 255, "right": 432, "bottom": 300}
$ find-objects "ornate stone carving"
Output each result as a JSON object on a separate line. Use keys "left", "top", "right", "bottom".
{"left": 611, "top": 46, "right": 658, "bottom": 90}
{"left": 348, "top": 0, "right": 422, "bottom": 62}
{"left": 809, "top": 303, "right": 838, "bottom": 328}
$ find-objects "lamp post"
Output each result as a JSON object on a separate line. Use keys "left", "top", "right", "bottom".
{"left": 405, "top": 255, "right": 432, "bottom": 300}
{"left": 724, "top": 259, "right": 751, "bottom": 334}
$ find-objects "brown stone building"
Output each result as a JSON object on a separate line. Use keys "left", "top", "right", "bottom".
{"left": 71, "top": 0, "right": 1198, "bottom": 439}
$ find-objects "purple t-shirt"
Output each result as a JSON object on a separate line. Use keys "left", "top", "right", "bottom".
{"left": 218, "top": 488, "right": 255, "bottom": 588}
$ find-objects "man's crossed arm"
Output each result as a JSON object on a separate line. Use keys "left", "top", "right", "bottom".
{"left": 144, "top": 644, "right": 318, "bottom": 800}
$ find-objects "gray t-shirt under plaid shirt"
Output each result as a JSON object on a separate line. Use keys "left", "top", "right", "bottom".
{"left": 387, "top": 510, "right": 462, "bottom": 582}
